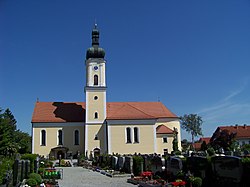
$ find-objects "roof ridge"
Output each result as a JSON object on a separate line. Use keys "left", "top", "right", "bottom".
{"left": 126, "top": 103, "right": 155, "bottom": 118}
{"left": 159, "top": 102, "right": 176, "bottom": 117}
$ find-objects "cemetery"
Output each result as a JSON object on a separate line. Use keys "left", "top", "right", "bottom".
{"left": 79, "top": 151, "right": 250, "bottom": 187}
{"left": 0, "top": 149, "right": 250, "bottom": 187}
{"left": 1, "top": 109, "right": 250, "bottom": 187}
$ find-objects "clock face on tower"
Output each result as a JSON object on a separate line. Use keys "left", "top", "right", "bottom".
{"left": 94, "top": 66, "right": 98, "bottom": 71}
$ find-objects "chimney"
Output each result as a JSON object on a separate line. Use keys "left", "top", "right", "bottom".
{"left": 235, "top": 124, "right": 238, "bottom": 129}
{"left": 244, "top": 124, "right": 247, "bottom": 129}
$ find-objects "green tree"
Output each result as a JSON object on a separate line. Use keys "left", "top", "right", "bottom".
{"left": 0, "top": 108, "right": 14, "bottom": 156}
{"left": 15, "top": 130, "right": 32, "bottom": 154}
{"left": 3, "top": 108, "right": 17, "bottom": 135}
{"left": 210, "top": 129, "right": 236, "bottom": 151}
{"left": 180, "top": 114, "right": 203, "bottom": 146}
{"left": 0, "top": 107, "right": 31, "bottom": 156}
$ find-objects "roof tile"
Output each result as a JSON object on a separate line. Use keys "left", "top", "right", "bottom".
{"left": 218, "top": 125, "right": 250, "bottom": 139}
{"left": 32, "top": 101, "right": 177, "bottom": 123}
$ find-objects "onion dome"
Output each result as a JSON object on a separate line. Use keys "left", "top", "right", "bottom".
{"left": 86, "top": 24, "right": 105, "bottom": 59}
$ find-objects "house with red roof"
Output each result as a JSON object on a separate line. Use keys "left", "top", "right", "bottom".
{"left": 32, "top": 25, "right": 181, "bottom": 159}
{"left": 193, "top": 137, "right": 211, "bottom": 151}
{"left": 211, "top": 125, "right": 250, "bottom": 147}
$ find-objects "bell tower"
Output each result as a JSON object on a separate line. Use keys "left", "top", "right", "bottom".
{"left": 85, "top": 24, "right": 107, "bottom": 156}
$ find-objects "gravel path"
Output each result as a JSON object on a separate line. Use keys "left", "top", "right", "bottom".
{"left": 57, "top": 167, "right": 135, "bottom": 187}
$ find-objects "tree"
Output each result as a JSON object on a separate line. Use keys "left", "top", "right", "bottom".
{"left": 180, "top": 114, "right": 203, "bottom": 146}
{"left": 0, "top": 107, "right": 31, "bottom": 156}
{"left": 0, "top": 108, "right": 14, "bottom": 156}
{"left": 14, "top": 130, "right": 31, "bottom": 154}
{"left": 210, "top": 129, "right": 236, "bottom": 151}
{"left": 3, "top": 108, "right": 17, "bottom": 134}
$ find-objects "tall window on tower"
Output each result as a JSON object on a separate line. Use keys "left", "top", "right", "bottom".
{"left": 94, "top": 112, "right": 98, "bottom": 119}
{"left": 134, "top": 127, "right": 139, "bottom": 143}
{"left": 58, "top": 130, "right": 63, "bottom": 145}
{"left": 94, "top": 75, "right": 98, "bottom": 85}
{"left": 41, "top": 130, "right": 46, "bottom": 146}
{"left": 126, "top": 127, "right": 132, "bottom": 143}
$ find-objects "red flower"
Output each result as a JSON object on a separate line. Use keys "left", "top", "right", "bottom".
{"left": 171, "top": 181, "right": 186, "bottom": 186}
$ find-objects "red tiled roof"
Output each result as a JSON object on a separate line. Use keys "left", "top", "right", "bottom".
{"left": 193, "top": 142, "right": 202, "bottom": 150}
{"left": 199, "top": 137, "right": 211, "bottom": 144}
{"left": 218, "top": 125, "right": 250, "bottom": 139}
{"left": 156, "top": 125, "right": 174, "bottom": 134}
{"left": 193, "top": 137, "right": 211, "bottom": 150}
{"left": 32, "top": 102, "right": 178, "bottom": 123}
{"left": 107, "top": 102, "right": 177, "bottom": 120}
{"left": 31, "top": 102, "right": 86, "bottom": 123}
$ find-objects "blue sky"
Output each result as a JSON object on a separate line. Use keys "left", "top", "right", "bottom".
{"left": 1, "top": 0, "right": 250, "bottom": 141}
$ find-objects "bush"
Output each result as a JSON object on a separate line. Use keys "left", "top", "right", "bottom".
{"left": 176, "top": 171, "right": 185, "bottom": 180}
{"left": 207, "top": 147, "right": 215, "bottom": 156}
{"left": 133, "top": 155, "right": 143, "bottom": 176}
{"left": 175, "top": 150, "right": 182, "bottom": 155}
{"left": 0, "top": 158, "right": 14, "bottom": 184}
{"left": 28, "top": 173, "right": 42, "bottom": 184}
{"left": 40, "top": 159, "right": 53, "bottom": 168}
{"left": 192, "top": 177, "right": 202, "bottom": 187}
{"left": 60, "top": 159, "right": 65, "bottom": 166}
{"left": 26, "top": 178, "right": 37, "bottom": 187}
{"left": 242, "top": 157, "right": 250, "bottom": 169}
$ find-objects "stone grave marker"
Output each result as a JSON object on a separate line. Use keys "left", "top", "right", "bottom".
{"left": 117, "top": 156, "right": 125, "bottom": 171}
{"left": 111, "top": 156, "right": 118, "bottom": 170}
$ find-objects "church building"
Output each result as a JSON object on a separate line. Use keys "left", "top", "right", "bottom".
{"left": 31, "top": 25, "right": 181, "bottom": 159}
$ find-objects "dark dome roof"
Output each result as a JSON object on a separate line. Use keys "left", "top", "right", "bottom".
{"left": 86, "top": 24, "right": 105, "bottom": 60}
{"left": 86, "top": 47, "right": 105, "bottom": 59}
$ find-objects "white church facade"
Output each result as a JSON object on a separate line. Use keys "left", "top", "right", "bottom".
{"left": 31, "top": 25, "right": 181, "bottom": 159}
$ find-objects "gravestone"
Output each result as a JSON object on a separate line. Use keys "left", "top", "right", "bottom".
{"left": 124, "top": 156, "right": 133, "bottom": 173}
{"left": 151, "top": 155, "right": 163, "bottom": 173}
{"left": 186, "top": 156, "right": 208, "bottom": 179}
{"left": 142, "top": 155, "right": 149, "bottom": 171}
{"left": 111, "top": 156, "right": 118, "bottom": 170}
{"left": 167, "top": 156, "right": 183, "bottom": 176}
{"left": 13, "top": 159, "right": 22, "bottom": 186}
{"left": 211, "top": 156, "right": 243, "bottom": 184}
{"left": 20, "top": 160, "right": 25, "bottom": 182}
{"left": 117, "top": 156, "right": 125, "bottom": 171}
{"left": 24, "top": 160, "right": 30, "bottom": 179}
{"left": 34, "top": 156, "right": 39, "bottom": 173}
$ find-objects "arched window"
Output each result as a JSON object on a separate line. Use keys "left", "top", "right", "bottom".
{"left": 41, "top": 130, "right": 46, "bottom": 146}
{"left": 58, "top": 130, "right": 63, "bottom": 145}
{"left": 94, "top": 112, "right": 98, "bottom": 119}
{"left": 94, "top": 75, "right": 98, "bottom": 85}
{"left": 74, "top": 130, "right": 79, "bottom": 145}
{"left": 134, "top": 127, "right": 139, "bottom": 143}
{"left": 126, "top": 127, "right": 132, "bottom": 143}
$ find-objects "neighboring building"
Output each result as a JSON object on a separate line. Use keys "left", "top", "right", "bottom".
{"left": 193, "top": 137, "right": 211, "bottom": 151}
{"left": 31, "top": 24, "right": 181, "bottom": 159}
{"left": 211, "top": 125, "right": 250, "bottom": 147}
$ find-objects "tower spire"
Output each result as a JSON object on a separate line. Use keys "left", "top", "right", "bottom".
{"left": 92, "top": 23, "right": 99, "bottom": 47}
{"left": 86, "top": 24, "right": 105, "bottom": 59}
